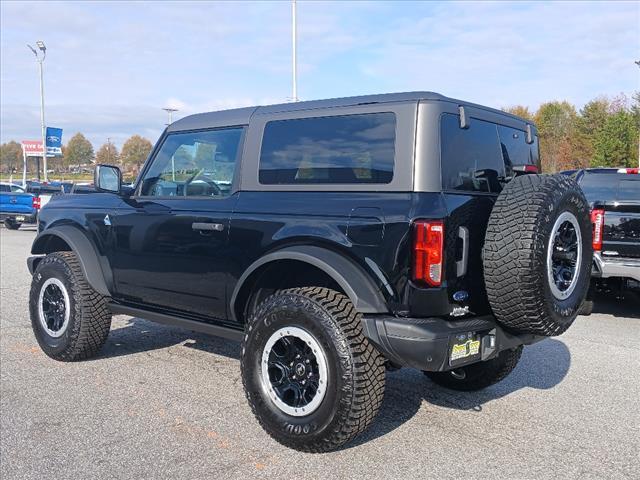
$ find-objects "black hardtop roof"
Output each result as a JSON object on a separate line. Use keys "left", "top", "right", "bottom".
{"left": 167, "top": 91, "right": 531, "bottom": 132}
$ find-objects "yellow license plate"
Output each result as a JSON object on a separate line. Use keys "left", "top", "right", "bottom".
{"left": 449, "top": 332, "right": 482, "bottom": 366}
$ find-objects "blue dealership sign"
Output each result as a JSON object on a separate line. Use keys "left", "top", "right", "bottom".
{"left": 45, "top": 127, "right": 63, "bottom": 156}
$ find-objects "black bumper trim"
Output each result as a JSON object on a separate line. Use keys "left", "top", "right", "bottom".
{"left": 362, "top": 314, "right": 543, "bottom": 371}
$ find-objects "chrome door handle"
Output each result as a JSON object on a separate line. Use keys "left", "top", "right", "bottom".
{"left": 192, "top": 222, "right": 224, "bottom": 232}
{"left": 456, "top": 226, "right": 469, "bottom": 277}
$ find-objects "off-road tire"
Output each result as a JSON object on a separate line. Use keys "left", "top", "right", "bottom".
{"left": 29, "top": 251, "right": 112, "bottom": 361}
{"left": 483, "top": 174, "right": 592, "bottom": 336}
{"left": 241, "top": 287, "right": 385, "bottom": 453}
{"left": 4, "top": 219, "right": 21, "bottom": 230}
{"left": 425, "top": 346, "right": 523, "bottom": 391}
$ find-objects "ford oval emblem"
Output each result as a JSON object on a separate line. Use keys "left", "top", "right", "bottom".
{"left": 453, "top": 290, "right": 469, "bottom": 302}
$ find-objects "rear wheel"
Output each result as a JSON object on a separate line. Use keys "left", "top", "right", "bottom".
{"left": 241, "top": 287, "right": 385, "bottom": 452}
{"left": 425, "top": 346, "right": 523, "bottom": 391}
{"left": 29, "top": 252, "right": 112, "bottom": 361}
{"left": 4, "top": 218, "right": 21, "bottom": 230}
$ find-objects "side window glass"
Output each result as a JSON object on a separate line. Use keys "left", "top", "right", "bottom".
{"left": 0, "top": 185, "right": 9, "bottom": 192}
{"left": 259, "top": 113, "right": 395, "bottom": 185}
{"left": 497, "top": 125, "right": 530, "bottom": 177}
{"left": 440, "top": 114, "right": 504, "bottom": 193}
{"left": 139, "top": 128, "right": 243, "bottom": 197}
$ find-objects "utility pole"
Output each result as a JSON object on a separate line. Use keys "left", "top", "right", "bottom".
{"left": 292, "top": 0, "right": 298, "bottom": 102}
{"left": 27, "top": 41, "right": 47, "bottom": 182}
{"left": 162, "top": 107, "right": 178, "bottom": 126}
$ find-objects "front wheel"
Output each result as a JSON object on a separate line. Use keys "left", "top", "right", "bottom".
{"left": 424, "top": 346, "right": 523, "bottom": 391}
{"left": 241, "top": 287, "right": 385, "bottom": 452}
{"left": 29, "top": 252, "right": 112, "bottom": 361}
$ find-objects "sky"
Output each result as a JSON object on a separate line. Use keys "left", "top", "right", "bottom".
{"left": 1, "top": 0, "right": 639, "bottom": 149}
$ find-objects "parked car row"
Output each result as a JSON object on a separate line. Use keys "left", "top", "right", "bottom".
{"left": 0, "top": 182, "right": 40, "bottom": 229}
{"left": 0, "top": 181, "right": 96, "bottom": 229}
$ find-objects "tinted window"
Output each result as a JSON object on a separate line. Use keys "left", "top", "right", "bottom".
{"left": 498, "top": 125, "right": 530, "bottom": 176}
{"left": 10, "top": 185, "right": 25, "bottom": 193}
{"left": 578, "top": 173, "right": 639, "bottom": 203}
{"left": 618, "top": 180, "right": 640, "bottom": 201}
{"left": 259, "top": 113, "right": 395, "bottom": 185}
{"left": 440, "top": 114, "right": 504, "bottom": 193}
{"left": 140, "top": 128, "right": 243, "bottom": 197}
{"left": 0, "top": 185, "right": 9, "bottom": 192}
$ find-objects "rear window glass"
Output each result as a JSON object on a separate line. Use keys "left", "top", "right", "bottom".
{"left": 616, "top": 179, "right": 639, "bottom": 201}
{"left": 579, "top": 173, "right": 639, "bottom": 203}
{"left": 440, "top": 113, "right": 504, "bottom": 193}
{"left": 259, "top": 113, "right": 396, "bottom": 185}
{"left": 498, "top": 125, "right": 538, "bottom": 175}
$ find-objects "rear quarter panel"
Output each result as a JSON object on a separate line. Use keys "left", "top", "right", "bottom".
{"left": 228, "top": 191, "right": 447, "bottom": 313}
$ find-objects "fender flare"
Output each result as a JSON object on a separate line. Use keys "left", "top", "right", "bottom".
{"left": 230, "top": 245, "right": 389, "bottom": 321}
{"left": 29, "top": 225, "right": 112, "bottom": 296}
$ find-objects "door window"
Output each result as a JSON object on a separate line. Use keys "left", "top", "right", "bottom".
{"left": 139, "top": 128, "right": 243, "bottom": 197}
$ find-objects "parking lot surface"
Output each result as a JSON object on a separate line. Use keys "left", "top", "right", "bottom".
{"left": 1, "top": 226, "right": 638, "bottom": 479}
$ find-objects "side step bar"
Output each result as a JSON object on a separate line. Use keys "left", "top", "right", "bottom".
{"left": 108, "top": 303, "right": 245, "bottom": 342}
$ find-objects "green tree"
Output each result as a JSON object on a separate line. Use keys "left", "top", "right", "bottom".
{"left": 592, "top": 110, "right": 636, "bottom": 167}
{"left": 64, "top": 133, "right": 94, "bottom": 170}
{"left": 0, "top": 141, "right": 22, "bottom": 174}
{"left": 534, "top": 101, "right": 578, "bottom": 172}
{"left": 574, "top": 97, "right": 609, "bottom": 163}
{"left": 502, "top": 105, "right": 534, "bottom": 122}
{"left": 631, "top": 92, "right": 640, "bottom": 167}
{"left": 120, "top": 135, "right": 152, "bottom": 173}
{"left": 95, "top": 142, "right": 120, "bottom": 165}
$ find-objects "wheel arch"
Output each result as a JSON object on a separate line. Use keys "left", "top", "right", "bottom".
{"left": 29, "top": 225, "right": 112, "bottom": 297}
{"left": 230, "top": 245, "right": 389, "bottom": 323}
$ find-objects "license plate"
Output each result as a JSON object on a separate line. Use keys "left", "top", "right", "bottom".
{"left": 449, "top": 332, "right": 482, "bottom": 367}
{"left": 15, "top": 216, "right": 25, "bottom": 222}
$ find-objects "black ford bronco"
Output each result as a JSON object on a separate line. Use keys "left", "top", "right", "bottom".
{"left": 27, "top": 92, "right": 592, "bottom": 452}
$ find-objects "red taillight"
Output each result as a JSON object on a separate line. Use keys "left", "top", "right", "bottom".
{"left": 617, "top": 168, "right": 639, "bottom": 174}
{"left": 591, "top": 208, "right": 604, "bottom": 251}
{"left": 32, "top": 196, "right": 41, "bottom": 210}
{"left": 413, "top": 220, "right": 444, "bottom": 286}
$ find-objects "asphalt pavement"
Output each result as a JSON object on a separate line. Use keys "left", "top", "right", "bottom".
{"left": 1, "top": 225, "right": 638, "bottom": 479}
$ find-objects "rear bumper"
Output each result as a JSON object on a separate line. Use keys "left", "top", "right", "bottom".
{"left": 0, "top": 212, "right": 37, "bottom": 223}
{"left": 361, "top": 314, "right": 543, "bottom": 372}
{"left": 592, "top": 252, "right": 640, "bottom": 282}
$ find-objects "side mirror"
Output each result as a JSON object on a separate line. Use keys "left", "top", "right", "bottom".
{"left": 95, "top": 164, "right": 122, "bottom": 194}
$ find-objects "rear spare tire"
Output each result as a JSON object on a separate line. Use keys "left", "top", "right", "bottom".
{"left": 483, "top": 174, "right": 592, "bottom": 336}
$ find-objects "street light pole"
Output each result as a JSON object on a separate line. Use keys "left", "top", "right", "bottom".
{"left": 292, "top": 0, "right": 298, "bottom": 102}
{"left": 162, "top": 107, "right": 178, "bottom": 126}
{"left": 162, "top": 108, "right": 178, "bottom": 181}
{"left": 28, "top": 41, "right": 47, "bottom": 182}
